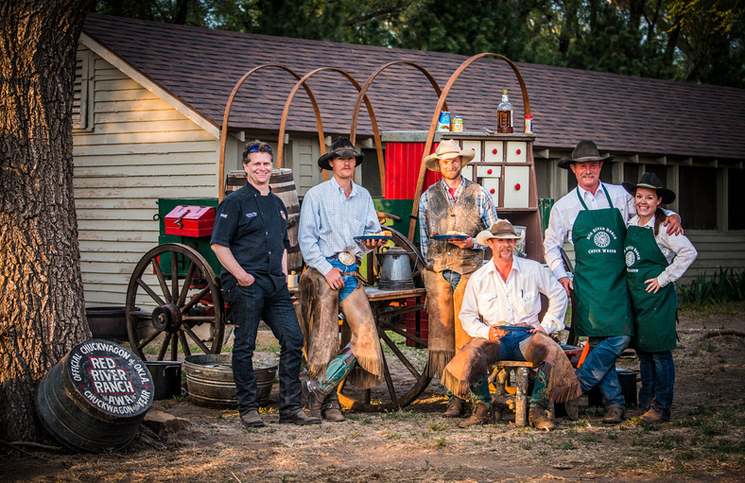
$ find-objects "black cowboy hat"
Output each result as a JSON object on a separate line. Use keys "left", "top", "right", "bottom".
{"left": 558, "top": 140, "right": 615, "bottom": 169}
{"left": 318, "top": 137, "right": 364, "bottom": 170}
{"left": 622, "top": 172, "right": 676, "bottom": 205}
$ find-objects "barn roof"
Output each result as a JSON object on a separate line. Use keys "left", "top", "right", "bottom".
{"left": 81, "top": 13, "right": 745, "bottom": 161}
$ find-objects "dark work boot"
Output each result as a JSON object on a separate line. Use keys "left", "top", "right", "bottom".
{"left": 602, "top": 407, "right": 625, "bottom": 424}
{"left": 459, "top": 404, "right": 492, "bottom": 428}
{"left": 443, "top": 397, "right": 466, "bottom": 418}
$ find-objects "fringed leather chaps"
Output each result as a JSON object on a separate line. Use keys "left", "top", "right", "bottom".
{"left": 442, "top": 333, "right": 582, "bottom": 403}
{"left": 424, "top": 269, "right": 474, "bottom": 378}
{"left": 298, "top": 268, "right": 383, "bottom": 389}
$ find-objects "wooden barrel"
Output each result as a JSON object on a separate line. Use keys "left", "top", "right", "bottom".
{"left": 225, "top": 168, "right": 303, "bottom": 274}
{"left": 35, "top": 340, "right": 154, "bottom": 453}
{"left": 183, "top": 354, "right": 276, "bottom": 408}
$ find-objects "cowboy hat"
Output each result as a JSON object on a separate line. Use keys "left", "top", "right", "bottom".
{"left": 318, "top": 137, "right": 364, "bottom": 170}
{"left": 423, "top": 139, "right": 476, "bottom": 172}
{"left": 622, "top": 172, "right": 676, "bottom": 205}
{"left": 476, "top": 219, "right": 526, "bottom": 246}
{"left": 558, "top": 140, "right": 615, "bottom": 169}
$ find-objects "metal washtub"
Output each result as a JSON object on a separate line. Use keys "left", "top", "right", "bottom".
{"left": 183, "top": 354, "right": 277, "bottom": 408}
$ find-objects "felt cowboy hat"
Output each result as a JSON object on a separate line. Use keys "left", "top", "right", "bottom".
{"left": 622, "top": 172, "right": 676, "bottom": 205}
{"left": 423, "top": 139, "right": 476, "bottom": 172}
{"left": 476, "top": 219, "right": 526, "bottom": 246}
{"left": 318, "top": 137, "right": 364, "bottom": 170}
{"left": 557, "top": 140, "right": 615, "bottom": 169}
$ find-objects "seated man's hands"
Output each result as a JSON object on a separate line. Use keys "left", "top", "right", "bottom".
{"left": 527, "top": 323, "right": 548, "bottom": 335}
{"left": 488, "top": 325, "right": 509, "bottom": 341}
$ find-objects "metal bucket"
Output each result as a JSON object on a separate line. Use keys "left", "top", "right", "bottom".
{"left": 145, "top": 361, "right": 182, "bottom": 400}
{"left": 85, "top": 306, "right": 129, "bottom": 340}
{"left": 35, "top": 340, "right": 154, "bottom": 453}
{"left": 183, "top": 354, "right": 276, "bottom": 408}
{"left": 588, "top": 367, "right": 638, "bottom": 407}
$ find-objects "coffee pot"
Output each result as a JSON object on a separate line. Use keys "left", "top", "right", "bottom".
{"left": 377, "top": 247, "right": 415, "bottom": 290}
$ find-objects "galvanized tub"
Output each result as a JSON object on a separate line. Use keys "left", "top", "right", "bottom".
{"left": 35, "top": 340, "right": 154, "bottom": 453}
{"left": 183, "top": 354, "right": 276, "bottom": 408}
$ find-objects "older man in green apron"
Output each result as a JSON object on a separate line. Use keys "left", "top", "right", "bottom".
{"left": 543, "top": 140, "right": 682, "bottom": 424}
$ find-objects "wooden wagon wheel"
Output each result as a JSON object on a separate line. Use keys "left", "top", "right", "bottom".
{"left": 337, "top": 228, "right": 432, "bottom": 411}
{"left": 125, "top": 243, "right": 225, "bottom": 361}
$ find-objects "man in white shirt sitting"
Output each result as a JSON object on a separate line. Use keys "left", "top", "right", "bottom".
{"left": 442, "top": 220, "right": 580, "bottom": 430}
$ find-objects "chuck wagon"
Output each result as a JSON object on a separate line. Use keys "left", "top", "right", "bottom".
{"left": 124, "top": 53, "right": 567, "bottom": 412}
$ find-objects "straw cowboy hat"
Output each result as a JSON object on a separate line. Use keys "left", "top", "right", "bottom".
{"left": 622, "top": 172, "right": 676, "bottom": 205}
{"left": 476, "top": 219, "right": 526, "bottom": 246}
{"left": 558, "top": 140, "right": 615, "bottom": 169}
{"left": 318, "top": 137, "right": 364, "bottom": 170}
{"left": 423, "top": 139, "right": 476, "bottom": 172}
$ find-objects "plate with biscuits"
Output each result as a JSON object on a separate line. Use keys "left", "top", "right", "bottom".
{"left": 431, "top": 231, "right": 469, "bottom": 241}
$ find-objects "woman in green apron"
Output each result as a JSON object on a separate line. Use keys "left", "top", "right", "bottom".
{"left": 622, "top": 173, "right": 697, "bottom": 423}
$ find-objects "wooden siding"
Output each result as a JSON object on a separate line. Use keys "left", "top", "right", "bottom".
{"left": 74, "top": 52, "right": 220, "bottom": 306}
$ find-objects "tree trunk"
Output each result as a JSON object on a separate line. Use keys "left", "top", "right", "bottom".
{"left": 0, "top": 0, "right": 94, "bottom": 442}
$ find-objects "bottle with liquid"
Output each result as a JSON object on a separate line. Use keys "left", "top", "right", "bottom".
{"left": 497, "top": 89, "right": 513, "bottom": 133}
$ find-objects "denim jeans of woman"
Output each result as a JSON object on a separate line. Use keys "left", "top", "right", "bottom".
{"left": 637, "top": 350, "right": 674, "bottom": 419}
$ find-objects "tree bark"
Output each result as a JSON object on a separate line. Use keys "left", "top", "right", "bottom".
{"left": 0, "top": 0, "right": 94, "bottom": 442}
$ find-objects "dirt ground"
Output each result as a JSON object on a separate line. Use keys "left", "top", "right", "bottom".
{"left": 2, "top": 304, "right": 745, "bottom": 483}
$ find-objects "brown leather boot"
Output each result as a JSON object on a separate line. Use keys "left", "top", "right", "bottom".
{"left": 564, "top": 396, "right": 580, "bottom": 421}
{"left": 602, "top": 407, "right": 625, "bottom": 424}
{"left": 459, "top": 403, "right": 492, "bottom": 428}
{"left": 321, "top": 397, "right": 346, "bottom": 422}
{"left": 443, "top": 397, "right": 466, "bottom": 418}
{"left": 302, "top": 379, "right": 324, "bottom": 420}
{"left": 529, "top": 407, "right": 555, "bottom": 430}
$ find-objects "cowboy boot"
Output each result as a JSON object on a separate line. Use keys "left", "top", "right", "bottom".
{"left": 443, "top": 397, "right": 466, "bottom": 418}
{"left": 321, "top": 393, "right": 346, "bottom": 422}
{"left": 302, "top": 379, "right": 324, "bottom": 420}
{"left": 459, "top": 403, "right": 492, "bottom": 428}
{"left": 602, "top": 407, "right": 625, "bottom": 424}
{"left": 529, "top": 407, "right": 555, "bottom": 430}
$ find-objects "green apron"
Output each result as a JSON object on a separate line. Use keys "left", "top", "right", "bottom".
{"left": 624, "top": 224, "right": 678, "bottom": 352}
{"left": 572, "top": 187, "right": 634, "bottom": 337}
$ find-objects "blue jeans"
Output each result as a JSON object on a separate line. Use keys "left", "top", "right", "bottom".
{"left": 441, "top": 269, "right": 462, "bottom": 291}
{"left": 325, "top": 257, "right": 358, "bottom": 303}
{"left": 576, "top": 335, "right": 631, "bottom": 409}
{"left": 225, "top": 282, "right": 304, "bottom": 418}
{"left": 637, "top": 350, "right": 674, "bottom": 419}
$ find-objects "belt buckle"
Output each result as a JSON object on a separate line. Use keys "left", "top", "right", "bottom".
{"left": 338, "top": 250, "right": 355, "bottom": 266}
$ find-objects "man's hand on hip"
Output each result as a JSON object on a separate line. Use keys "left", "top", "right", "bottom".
{"left": 324, "top": 267, "right": 345, "bottom": 291}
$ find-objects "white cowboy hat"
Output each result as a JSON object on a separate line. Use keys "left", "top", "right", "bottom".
{"left": 476, "top": 219, "right": 525, "bottom": 246}
{"left": 423, "top": 139, "right": 476, "bottom": 172}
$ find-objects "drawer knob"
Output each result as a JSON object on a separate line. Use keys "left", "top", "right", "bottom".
{"left": 487, "top": 169, "right": 493, "bottom": 175}
{"left": 492, "top": 148, "right": 498, "bottom": 154}
{"left": 515, "top": 183, "right": 521, "bottom": 191}
{"left": 490, "top": 188, "right": 495, "bottom": 194}
{"left": 516, "top": 149, "right": 521, "bottom": 155}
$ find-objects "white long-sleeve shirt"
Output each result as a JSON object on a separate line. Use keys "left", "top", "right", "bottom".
{"left": 628, "top": 214, "right": 697, "bottom": 287}
{"left": 459, "top": 256, "right": 568, "bottom": 339}
{"left": 543, "top": 182, "right": 635, "bottom": 281}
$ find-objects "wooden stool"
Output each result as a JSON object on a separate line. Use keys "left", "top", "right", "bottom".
{"left": 492, "top": 360, "right": 539, "bottom": 427}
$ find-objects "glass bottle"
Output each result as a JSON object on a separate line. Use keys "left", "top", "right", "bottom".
{"left": 497, "top": 89, "right": 513, "bottom": 133}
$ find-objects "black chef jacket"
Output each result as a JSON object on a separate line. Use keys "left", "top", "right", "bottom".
{"left": 211, "top": 182, "right": 290, "bottom": 294}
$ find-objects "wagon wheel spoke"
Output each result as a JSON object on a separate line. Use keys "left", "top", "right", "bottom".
{"left": 183, "top": 325, "right": 211, "bottom": 354}
{"left": 379, "top": 350, "right": 399, "bottom": 405}
{"left": 157, "top": 332, "right": 172, "bottom": 361}
{"left": 151, "top": 258, "right": 172, "bottom": 304}
{"left": 177, "top": 261, "right": 197, "bottom": 307}
{"left": 136, "top": 329, "right": 160, "bottom": 352}
{"left": 171, "top": 251, "right": 179, "bottom": 305}
{"left": 136, "top": 278, "right": 167, "bottom": 308}
{"left": 380, "top": 320, "right": 428, "bottom": 348}
{"left": 379, "top": 329, "right": 421, "bottom": 379}
{"left": 170, "top": 335, "right": 178, "bottom": 360}
{"left": 178, "top": 330, "right": 192, "bottom": 358}
{"left": 181, "top": 285, "right": 211, "bottom": 313}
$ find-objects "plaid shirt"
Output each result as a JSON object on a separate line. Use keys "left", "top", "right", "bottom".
{"left": 299, "top": 177, "right": 381, "bottom": 276}
{"left": 418, "top": 177, "right": 498, "bottom": 259}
